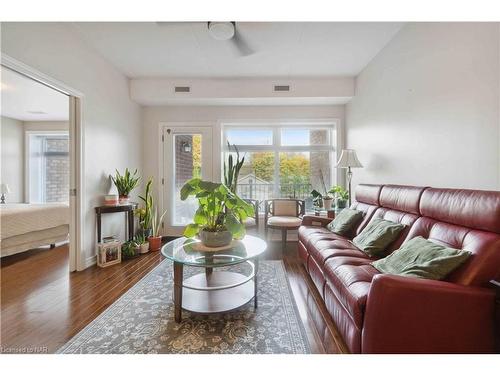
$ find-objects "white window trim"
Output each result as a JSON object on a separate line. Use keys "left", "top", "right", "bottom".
{"left": 219, "top": 118, "right": 344, "bottom": 199}
{"left": 24, "top": 130, "right": 69, "bottom": 203}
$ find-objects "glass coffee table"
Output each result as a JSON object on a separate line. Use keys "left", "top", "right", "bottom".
{"left": 161, "top": 235, "right": 267, "bottom": 323}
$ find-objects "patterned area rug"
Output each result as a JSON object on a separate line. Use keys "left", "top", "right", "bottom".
{"left": 57, "top": 260, "right": 310, "bottom": 354}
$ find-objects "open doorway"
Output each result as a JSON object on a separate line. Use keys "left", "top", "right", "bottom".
{"left": 0, "top": 64, "right": 80, "bottom": 272}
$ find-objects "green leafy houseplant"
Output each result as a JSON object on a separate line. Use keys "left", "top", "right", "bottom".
{"left": 180, "top": 178, "right": 254, "bottom": 247}
{"left": 224, "top": 142, "right": 245, "bottom": 194}
{"left": 136, "top": 178, "right": 153, "bottom": 236}
{"left": 121, "top": 240, "right": 139, "bottom": 259}
{"left": 111, "top": 168, "right": 140, "bottom": 202}
{"left": 329, "top": 185, "right": 349, "bottom": 208}
{"left": 310, "top": 169, "right": 333, "bottom": 209}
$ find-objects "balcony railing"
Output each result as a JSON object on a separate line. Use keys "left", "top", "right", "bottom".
{"left": 236, "top": 182, "right": 314, "bottom": 210}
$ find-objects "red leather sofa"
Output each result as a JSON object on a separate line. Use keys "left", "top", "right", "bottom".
{"left": 298, "top": 184, "right": 500, "bottom": 353}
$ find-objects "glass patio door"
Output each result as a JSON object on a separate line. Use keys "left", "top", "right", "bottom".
{"left": 162, "top": 126, "right": 213, "bottom": 236}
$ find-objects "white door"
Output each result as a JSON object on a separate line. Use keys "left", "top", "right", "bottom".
{"left": 162, "top": 126, "right": 213, "bottom": 236}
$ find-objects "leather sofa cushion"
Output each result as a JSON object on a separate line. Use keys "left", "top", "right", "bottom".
{"left": 379, "top": 185, "right": 427, "bottom": 215}
{"left": 405, "top": 216, "right": 500, "bottom": 286}
{"left": 420, "top": 188, "right": 500, "bottom": 234}
{"left": 298, "top": 226, "right": 345, "bottom": 248}
{"left": 354, "top": 184, "right": 382, "bottom": 206}
{"left": 324, "top": 261, "right": 379, "bottom": 328}
{"left": 309, "top": 238, "right": 369, "bottom": 265}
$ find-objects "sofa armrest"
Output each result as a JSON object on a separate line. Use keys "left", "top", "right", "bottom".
{"left": 301, "top": 215, "right": 332, "bottom": 227}
{"left": 362, "top": 274, "right": 496, "bottom": 353}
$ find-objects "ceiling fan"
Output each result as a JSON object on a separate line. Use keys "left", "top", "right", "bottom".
{"left": 156, "top": 21, "right": 255, "bottom": 57}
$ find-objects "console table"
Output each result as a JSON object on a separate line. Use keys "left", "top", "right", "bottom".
{"left": 95, "top": 203, "right": 138, "bottom": 243}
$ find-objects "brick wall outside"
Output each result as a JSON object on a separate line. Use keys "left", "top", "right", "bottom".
{"left": 45, "top": 138, "right": 69, "bottom": 202}
{"left": 174, "top": 135, "right": 195, "bottom": 223}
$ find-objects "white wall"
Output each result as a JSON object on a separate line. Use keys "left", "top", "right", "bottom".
{"left": 346, "top": 23, "right": 500, "bottom": 190}
{"left": 1, "top": 23, "right": 143, "bottom": 269}
{"left": 0, "top": 116, "right": 24, "bottom": 202}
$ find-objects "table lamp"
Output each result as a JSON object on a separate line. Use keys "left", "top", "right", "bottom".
{"left": 1, "top": 183, "right": 11, "bottom": 204}
{"left": 335, "top": 149, "right": 363, "bottom": 206}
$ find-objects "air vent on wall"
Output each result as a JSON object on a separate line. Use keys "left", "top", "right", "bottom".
{"left": 174, "top": 86, "right": 191, "bottom": 93}
{"left": 273, "top": 85, "right": 290, "bottom": 92}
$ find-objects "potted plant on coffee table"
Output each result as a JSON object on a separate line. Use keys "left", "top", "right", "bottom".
{"left": 111, "top": 168, "right": 140, "bottom": 205}
{"left": 180, "top": 178, "right": 254, "bottom": 247}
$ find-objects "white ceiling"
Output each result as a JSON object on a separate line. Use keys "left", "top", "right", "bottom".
{"left": 70, "top": 22, "right": 404, "bottom": 78}
{"left": 0, "top": 67, "right": 69, "bottom": 121}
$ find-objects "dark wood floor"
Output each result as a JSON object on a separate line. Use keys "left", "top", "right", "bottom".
{"left": 0, "top": 240, "right": 348, "bottom": 354}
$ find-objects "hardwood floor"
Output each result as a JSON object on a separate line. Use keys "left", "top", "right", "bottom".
{"left": 0, "top": 240, "right": 348, "bottom": 354}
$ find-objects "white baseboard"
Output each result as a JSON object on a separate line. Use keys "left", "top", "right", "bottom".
{"left": 82, "top": 255, "right": 96, "bottom": 270}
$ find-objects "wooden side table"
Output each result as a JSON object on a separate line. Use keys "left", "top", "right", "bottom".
{"left": 95, "top": 203, "right": 138, "bottom": 243}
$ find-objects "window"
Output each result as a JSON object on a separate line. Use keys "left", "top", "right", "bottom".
{"left": 27, "top": 132, "right": 69, "bottom": 203}
{"left": 222, "top": 122, "right": 337, "bottom": 211}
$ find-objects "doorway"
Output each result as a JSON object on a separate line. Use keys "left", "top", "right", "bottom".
{"left": 1, "top": 57, "right": 83, "bottom": 272}
{"left": 161, "top": 125, "right": 213, "bottom": 236}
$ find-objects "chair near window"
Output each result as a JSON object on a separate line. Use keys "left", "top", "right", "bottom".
{"left": 264, "top": 199, "right": 305, "bottom": 251}
{"left": 242, "top": 199, "right": 260, "bottom": 230}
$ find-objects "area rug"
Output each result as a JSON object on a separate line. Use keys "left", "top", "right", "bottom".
{"left": 57, "top": 260, "right": 311, "bottom": 354}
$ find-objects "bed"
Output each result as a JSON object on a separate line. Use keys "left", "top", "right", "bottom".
{"left": 0, "top": 203, "right": 70, "bottom": 257}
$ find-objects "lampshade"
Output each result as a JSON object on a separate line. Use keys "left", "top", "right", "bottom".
{"left": 336, "top": 149, "right": 363, "bottom": 168}
{"left": 0, "top": 184, "right": 11, "bottom": 194}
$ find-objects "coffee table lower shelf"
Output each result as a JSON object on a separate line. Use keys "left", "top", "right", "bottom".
{"left": 173, "top": 260, "right": 259, "bottom": 323}
{"left": 182, "top": 271, "right": 256, "bottom": 314}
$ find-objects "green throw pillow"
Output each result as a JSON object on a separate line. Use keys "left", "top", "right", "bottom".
{"left": 353, "top": 218, "right": 405, "bottom": 257}
{"left": 327, "top": 208, "right": 363, "bottom": 236}
{"left": 371, "top": 236, "right": 471, "bottom": 280}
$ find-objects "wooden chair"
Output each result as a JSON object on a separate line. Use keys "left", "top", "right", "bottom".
{"left": 243, "top": 198, "right": 260, "bottom": 230}
{"left": 264, "top": 199, "right": 305, "bottom": 251}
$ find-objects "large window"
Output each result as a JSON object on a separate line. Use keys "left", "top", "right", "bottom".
{"left": 27, "top": 132, "right": 70, "bottom": 203}
{"left": 223, "top": 122, "right": 337, "bottom": 210}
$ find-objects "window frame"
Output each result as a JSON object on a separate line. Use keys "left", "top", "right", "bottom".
{"left": 221, "top": 119, "right": 341, "bottom": 201}
{"left": 25, "top": 130, "right": 70, "bottom": 203}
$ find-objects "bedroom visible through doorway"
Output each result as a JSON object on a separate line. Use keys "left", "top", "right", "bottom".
{"left": 0, "top": 65, "right": 74, "bottom": 270}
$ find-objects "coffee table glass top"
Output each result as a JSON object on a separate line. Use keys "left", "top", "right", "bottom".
{"left": 161, "top": 235, "right": 267, "bottom": 267}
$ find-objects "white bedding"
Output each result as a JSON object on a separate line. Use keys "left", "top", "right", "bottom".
{"left": 0, "top": 203, "right": 70, "bottom": 240}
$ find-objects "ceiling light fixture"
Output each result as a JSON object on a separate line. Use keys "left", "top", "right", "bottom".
{"left": 27, "top": 110, "right": 47, "bottom": 114}
{"left": 207, "top": 22, "right": 235, "bottom": 41}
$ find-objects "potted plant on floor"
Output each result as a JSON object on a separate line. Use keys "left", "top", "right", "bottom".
{"left": 135, "top": 232, "right": 149, "bottom": 254}
{"left": 223, "top": 142, "right": 245, "bottom": 194}
{"left": 148, "top": 207, "right": 167, "bottom": 251}
{"left": 111, "top": 168, "right": 140, "bottom": 205}
{"left": 180, "top": 178, "right": 254, "bottom": 247}
{"left": 136, "top": 178, "right": 153, "bottom": 238}
{"left": 121, "top": 239, "right": 140, "bottom": 259}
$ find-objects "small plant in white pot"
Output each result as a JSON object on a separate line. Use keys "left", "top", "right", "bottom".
{"left": 135, "top": 232, "right": 149, "bottom": 254}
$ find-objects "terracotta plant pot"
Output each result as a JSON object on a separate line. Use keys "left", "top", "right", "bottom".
{"left": 148, "top": 236, "right": 162, "bottom": 251}
{"left": 119, "top": 195, "right": 130, "bottom": 205}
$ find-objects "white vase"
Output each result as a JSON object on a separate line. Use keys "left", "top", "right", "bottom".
{"left": 139, "top": 242, "right": 150, "bottom": 254}
{"left": 323, "top": 198, "right": 333, "bottom": 210}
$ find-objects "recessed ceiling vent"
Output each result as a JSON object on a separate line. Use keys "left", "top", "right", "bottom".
{"left": 174, "top": 86, "right": 191, "bottom": 93}
{"left": 273, "top": 85, "right": 290, "bottom": 92}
